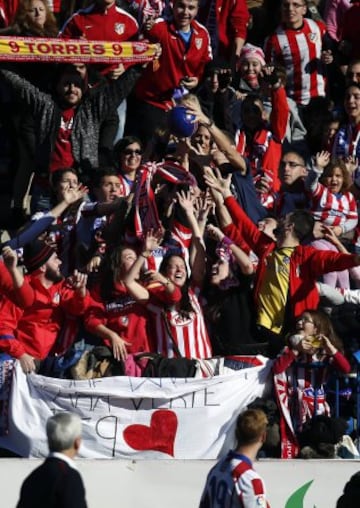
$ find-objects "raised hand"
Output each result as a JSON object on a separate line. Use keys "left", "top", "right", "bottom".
{"left": 345, "top": 155, "right": 359, "bottom": 175}
{"left": 194, "top": 190, "right": 214, "bottom": 222}
{"left": 68, "top": 270, "right": 88, "bottom": 296}
{"left": 184, "top": 100, "right": 210, "bottom": 126}
{"left": 86, "top": 255, "right": 102, "bottom": 273}
{"left": 203, "top": 166, "right": 232, "bottom": 198}
{"left": 63, "top": 183, "right": 88, "bottom": 205}
{"left": 2, "top": 246, "right": 18, "bottom": 272}
{"left": 206, "top": 224, "right": 225, "bottom": 242}
{"left": 108, "top": 64, "right": 125, "bottom": 81}
{"left": 315, "top": 150, "right": 330, "bottom": 171}
{"left": 176, "top": 189, "right": 195, "bottom": 214}
{"left": 143, "top": 228, "right": 163, "bottom": 254}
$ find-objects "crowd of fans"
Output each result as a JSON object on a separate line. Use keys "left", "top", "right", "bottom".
{"left": 0, "top": 0, "right": 360, "bottom": 458}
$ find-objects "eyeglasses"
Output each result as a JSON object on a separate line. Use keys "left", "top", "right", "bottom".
{"left": 123, "top": 148, "right": 142, "bottom": 156}
{"left": 281, "top": 2, "right": 306, "bottom": 8}
{"left": 298, "top": 316, "right": 314, "bottom": 324}
{"left": 280, "top": 160, "right": 305, "bottom": 169}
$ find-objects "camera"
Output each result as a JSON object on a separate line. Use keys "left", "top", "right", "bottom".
{"left": 261, "top": 70, "right": 279, "bottom": 86}
{"left": 217, "top": 71, "right": 232, "bottom": 89}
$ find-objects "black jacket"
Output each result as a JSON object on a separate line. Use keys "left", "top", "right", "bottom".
{"left": 17, "top": 456, "right": 87, "bottom": 508}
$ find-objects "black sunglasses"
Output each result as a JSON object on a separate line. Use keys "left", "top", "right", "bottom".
{"left": 123, "top": 148, "right": 142, "bottom": 156}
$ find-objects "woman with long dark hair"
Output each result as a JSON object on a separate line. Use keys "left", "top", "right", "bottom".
{"left": 113, "top": 136, "right": 143, "bottom": 196}
{"left": 85, "top": 244, "right": 151, "bottom": 361}
{"left": 273, "top": 309, "right": 351, "bottom": 431}
{"left": 124, "top": 191, "right": 213, "bottom": 359}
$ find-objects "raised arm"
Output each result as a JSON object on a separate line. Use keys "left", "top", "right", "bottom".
{"left": 176, "top": 190, "right": 206, "bottom": 286}
{"left": 204, "top": 166, "right": 265, "bottom": 254}
{"left": 1, "top": 247, "right": 34, "bottom": 308}
{"left": 185, "top": 101, "right": 247, "bottom": 175}
{"left": 305, "top": 151, "right": 330, "bottom": 195}
{"left": 206, "top": 224, "right": 254, "bottom": 275}
{"left": 123, "top": 230, "right": 161, "bottom": 302}
{"left": 49, "top": 184, "right": 88, "bottom": 219}
{"left": 0, "top": 68, "right": 53, "bottom": 115}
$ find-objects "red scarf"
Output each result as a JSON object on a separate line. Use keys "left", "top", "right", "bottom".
{"left": 133, "top": 160, "right": 196, "bottom": 238}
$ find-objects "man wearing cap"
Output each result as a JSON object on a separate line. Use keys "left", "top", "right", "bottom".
{"left": 0, "top": 240, "right": 89, "bottom": 374}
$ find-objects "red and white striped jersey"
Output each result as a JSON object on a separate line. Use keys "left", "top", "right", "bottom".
{"left": 0, "top": 0, "right": 18, "bottom": 26}
{"left": 147, "top": 286, "right": 212, "bottom": 359}
{"left": 117, "top": 174, "right": 134, "bottom": 197}
{"left": 305, "top": 169, "right": 358, "bottom": 233}
{"left": 199, "top": 450, "right": 270, "bottom": 508}
{"left": 47, "top": 0, "right": 61, "bottom": 13}
{"left": 264, "top": 19, "right": 327, "bottom": 105}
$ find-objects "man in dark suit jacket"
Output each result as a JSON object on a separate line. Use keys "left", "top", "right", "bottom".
{"left": 17, "top": 412, "right": 87, "bottom": 508}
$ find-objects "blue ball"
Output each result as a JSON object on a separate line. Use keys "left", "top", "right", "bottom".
{"left": 168, "top": 106, "right": 198, "bottom": 138}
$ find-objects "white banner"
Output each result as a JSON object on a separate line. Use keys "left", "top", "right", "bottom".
{"left": 1, "top": 359, "right": 271, "bottom": 459}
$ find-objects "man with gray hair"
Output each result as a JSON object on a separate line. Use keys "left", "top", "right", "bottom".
{"left": 17, "top": 412, "right": 87, "bottom": 508}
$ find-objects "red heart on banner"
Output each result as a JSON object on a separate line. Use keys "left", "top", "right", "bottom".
{"left": 123, "top": 409, "right": 178, "bottom": 456}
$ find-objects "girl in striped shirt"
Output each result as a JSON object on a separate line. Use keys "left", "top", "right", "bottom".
{"left": 306, "top": 150, "right": 358, "bottom": 288}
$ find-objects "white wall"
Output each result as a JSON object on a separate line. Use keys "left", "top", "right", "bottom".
{"left": 2, "top": 458, "right": 360, "bottom": 508}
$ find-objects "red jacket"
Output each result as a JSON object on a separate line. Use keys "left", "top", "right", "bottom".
{"left": 135, "top": 18, "right": 212, "bottom": 110}
{"left": 273, "top": 346, "right": 351, "bottom": 375}
{"left": 60, "top": 3, "right": 138, "bottom": 41}
{"left": 60, "top": 3, "right": 139, "bottom": 73}
{"left": 236, "top": 86, "right": 289, "bottom": 195}
{"left": 0, "top": 262, "right": 34, "bottom": 308}
{"left": 0, "top": 276, "right": 89, "bottom": 359}
{"left": 0, "top": 0, "right": 18, "bottom": 26}
{"left": 197, "top": 0, "right": 250, "bottom": 59}
{"left": 222, "top": 196, "right": 360, "bottom": 319}
{"left": 85, "top": 283, "right": 151, "bottom": 354}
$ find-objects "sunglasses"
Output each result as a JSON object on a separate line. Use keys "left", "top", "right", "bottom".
{"left": 123, "top": 148, "right": 142, "bottom": 156}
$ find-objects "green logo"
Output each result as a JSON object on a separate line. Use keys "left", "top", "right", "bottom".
{"left": 285, "top": 480, "right": 316, "bottom": 508}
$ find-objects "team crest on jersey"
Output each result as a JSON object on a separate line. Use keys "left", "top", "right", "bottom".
{"left": 195, "top": 38, "right": 203, "bottom": 50}
{"left": 53, "top": 292, "right": 60, "bottom": 305}
{"left": 256, "top": 495, "right": 266, "bottom": 507}
{"left": 114, "top": 23, "right": 125, "bottom": 35}
{"left": 308, "top": 32, "right": 318, "bottom": 42}
{"left": 170, "top": 312, "right": 194, "bottom": 327}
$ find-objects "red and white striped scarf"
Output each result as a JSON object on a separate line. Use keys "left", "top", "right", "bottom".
{"left": 273, "top": 370, "right": 300, "bottom": 459}
{"left": 133, "top": 160, "right": 197, "bottom": 239}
